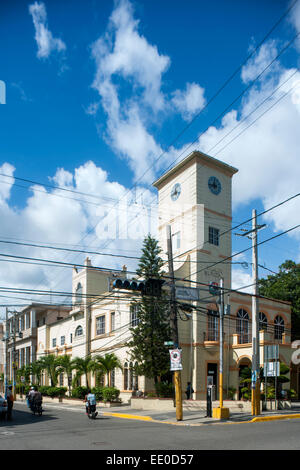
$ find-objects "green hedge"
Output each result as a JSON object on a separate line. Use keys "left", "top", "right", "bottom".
{"left": 71, "top": 386, "right": 89, "bottom": 399}
{"left": 91, "top": 387, "right": 104, "bottom": 401}
{"left": 154, "top": 382, "right": 174, "bottom": 398}
{"left": 102, "top": 387, "right": 120, "bottom": 403}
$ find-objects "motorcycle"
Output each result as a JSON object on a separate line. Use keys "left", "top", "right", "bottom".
{"left": 86, "top": 403, "right": 98, "bottom": 419}
{"left": 30, "top": 400, "right": 43, "bottom": 416}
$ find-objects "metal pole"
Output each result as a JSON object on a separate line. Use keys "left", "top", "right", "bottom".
{"left": 12, "top": 312, "right": 17, "bottom": 400}
{"left": 167, "top": 225, "right": 183, "bottom": 421}
{"left": 251, "top": 209, "right": 260, "bottom": 415}
{"left": 4, "top": 307, "right": 8, "bottom": 397}
{"left": 219, "top": 278, "right": 224, "bottom": 409}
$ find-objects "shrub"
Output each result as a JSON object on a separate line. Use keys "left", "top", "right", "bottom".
{"left": 46, "top": 387, "right": 67, "bottom": 398}
{"left": 91, "top": 387, "right": 104, "bottom": 401}
{"left": 286, "top": 389, "right": 297, "bottom": 400}
{"left": 102, "top": 387, "right": 120, "bottom": 402}
{"left": 154, "top": 382, "right": 174, "bottom": 398}
{"left": 71, "top": 386, "right": 89, "bottom": 399}
{"left": 227, "top": 387, "right": 236, "bottom": 400}
{"left": 38, "top": 386, "right": 52, "bottom": 396}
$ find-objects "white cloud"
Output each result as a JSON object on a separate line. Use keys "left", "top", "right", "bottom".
{"left": 241, "top": 40, "right": 280, "bottom": 85}
{"left": 29, "top": 2, "right": 66, "bottom": 59}
{"left": 89, "top": 0, "right": 206, "bottom": 183}
{"left": 0, "top": 161, "right": 157, "bottom": 307}
{"left": 0, "top": 163, "right": 15, "bottom": 204}
{"left": 171, "top": 82, "right": 206, "bottom": 121}
{"left": 232, "top": 268, "right": 253, "bottom": 293}
{"left": 289, "top": 0, "right": 300, "bottom": 51}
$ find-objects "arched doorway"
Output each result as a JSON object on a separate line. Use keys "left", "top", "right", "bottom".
{"left": 238, "top": 357, "right": 252, "bottom": 400}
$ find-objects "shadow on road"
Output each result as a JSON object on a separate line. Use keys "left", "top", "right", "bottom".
{"left": 0, "top": 407, "right": 58, "bottom": 427}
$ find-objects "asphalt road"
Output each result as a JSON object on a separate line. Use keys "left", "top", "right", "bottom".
{"left": 0, "top": 402, "right": 300, "bottom": 453}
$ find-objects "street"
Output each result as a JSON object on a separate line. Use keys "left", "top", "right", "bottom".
{"left": 0, "top": 402, "right": 300, "bottom": 452}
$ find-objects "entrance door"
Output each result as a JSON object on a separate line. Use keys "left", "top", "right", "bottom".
{"left": 207, "top": 363, "right": 218, "bottom": 399}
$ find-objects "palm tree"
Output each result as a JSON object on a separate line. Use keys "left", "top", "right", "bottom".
{"left": 56, "top": 355, "right": 76, "bottom": 396}
{"left": 94, "top": 353, "right": 123, "bottom": 387}
{"left": 38, "top": 354, "right": 61, "bottom": 387}
{"left": 71, "top": 356, "right": 96, "bottom": 389}
{"left": 29, "top": 361, "right": 44, "bottom": 386}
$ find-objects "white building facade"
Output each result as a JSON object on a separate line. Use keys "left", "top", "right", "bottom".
{"left": 31, "top": 151, "right": 296, "bottom": 401}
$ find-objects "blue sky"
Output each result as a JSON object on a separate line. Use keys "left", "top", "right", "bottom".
{"left": 1, "top": 0, "right": 300, "bottom": 313}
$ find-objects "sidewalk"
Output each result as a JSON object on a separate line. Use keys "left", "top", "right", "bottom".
{"left": 16, "top": 399, "right": 300, "bottom": 426}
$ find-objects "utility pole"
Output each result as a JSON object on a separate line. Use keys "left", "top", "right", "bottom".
{"left": 4, "top": 307, "right": 8, "bottom": 397}
{"left": 12, "top": 311, "right": 17, "bottom": 401}
{"left": 212, "top": 278, "right": 229, "bottom": 419}
{"left": 251, "top": 209, "right": 260, "bottom": 416}
{"left": 166, "top": 225, "right": 183, "bottom": 421}
{"left": 235, "top": 210, "right": 265, "bottom": 415}
{"left": 219, "top": 278, "right": 224, "bottom": 410}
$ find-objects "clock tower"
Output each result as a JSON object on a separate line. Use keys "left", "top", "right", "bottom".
{"left": 152, "top": 150, "right": 238, "bottom": 292}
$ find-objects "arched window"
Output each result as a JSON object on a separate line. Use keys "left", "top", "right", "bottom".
{"left": 236, "top": 309, "right": 250, "bottom": 344}
{"left": 75, "top": 325, "right": 83, "bottom": 337}
{"left": 75, "top": 283, "right": 82, "bottom": 305}
{"left": 259, "top": 312, "right": 268, "bottom": 331}
{"left": 274, "top": 316, "right": 284, "bottom": 341}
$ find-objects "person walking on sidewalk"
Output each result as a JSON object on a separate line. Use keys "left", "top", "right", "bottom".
{"left": 185, "top": 382, "right": 194, "bottom": 400}
{"left": 6, "top": 385, "right": 14, "bottom": 420}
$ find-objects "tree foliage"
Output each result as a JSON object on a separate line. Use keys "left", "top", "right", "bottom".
{"left": 127, "top": 235, "right": 171, "bottom": 384}
{"left": 258, "top": 260, "right": 300, "bottom": 340}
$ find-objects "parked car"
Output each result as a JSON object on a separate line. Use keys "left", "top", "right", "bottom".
{"left": 0, "top": 395, "right": 7, "bottom": 420}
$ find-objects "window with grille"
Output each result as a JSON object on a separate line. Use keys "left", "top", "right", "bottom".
{"left": 110, "top": 312, "right": 115, "bottom": 332}
{"left": 75, "top": 282, "right": 82, "bottom": 305}
{"left": 61, "top": 336, "right": 65, "bottom": 346}
{"left": 259, "top": 312, "right": 268, "bottom": 331}
{"left": 75, "top": 325, "right": 83, "bottom": 337}
{"left": 52, "top": 338, "right": 56, "bottom": 347}
{"left": 274, "top": 315, "right": 284, "bottom": 341}
{"left": 207, "top": 310, "right": 219, "bottom": 341}
{"left": 96, "top": 315, "right": 105, "bottom": 336}
{"left": 236, "top": 309, "right": 250, "bottom": 344}
{"left": 209, "top": 227, "right": 219, "bottom": 246}
{"left": 130, "top": 305, "right": 140, "bottom": 327}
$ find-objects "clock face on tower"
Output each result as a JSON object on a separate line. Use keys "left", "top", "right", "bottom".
{"left": 170, "top": 183, "right": 181, "bottom": 201}
{"left": 208, "top": 176, "right": 221, "bottom": 195}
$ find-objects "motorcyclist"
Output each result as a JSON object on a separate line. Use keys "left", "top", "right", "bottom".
{"left": 33, "top": 388, "right": 42, "bottom": 406}
{"left": 27, "top": 386, "right": 36, "bottom": 408}
{"left": 84, "top": 389, "right": 98, "bottom": 417}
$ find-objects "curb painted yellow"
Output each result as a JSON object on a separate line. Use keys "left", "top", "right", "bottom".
{"left": 101, "top": 411, "right": 300, "bottom": 426}
{"left": 250, "top": 414, "right": 300, "bottom": 423}
{"left": 102, "top": 412, "right": 154, "bottom": 422}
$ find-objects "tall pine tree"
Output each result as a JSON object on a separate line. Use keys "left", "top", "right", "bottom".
{"left": 127, "top": 235, "right": 171, "bottom": 385}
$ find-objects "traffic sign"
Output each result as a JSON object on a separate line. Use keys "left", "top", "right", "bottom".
{"left": 169, "top": 348, "right": 183, "bottom": 371}
{"left": 209, "top": 281, "right": 220, "bottom": 295}
{"left": 175, "top": 286, "right": 199, "bottom": 301}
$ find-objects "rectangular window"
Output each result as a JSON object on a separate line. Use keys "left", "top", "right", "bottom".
{"left": 52, "top": 338, "right": 56, "bottom": 348}
{"left": 130, "top": 305, "right": 140, "bottom": 327}
{"left": 96, "top": 315, "right": 105, "bottom": 336}
{"left": 110, "top": 312, "right": 115, "bottom": 332}
{"left": 207, "top": 310, "right": 219, "bottom": 341}
{"left": 172, "top": 231, "right": 181, "bottom": 251}
{"left": 70, "top": 333, "right": 73, "bottom": 344}
{"left": 209, "top": 227, "right": 219, "bottom": 246}
{"left": 59, "top": 373, "right": 64, "bottom": 386}
{"left": 60, "top": 336, "right": 65, "bottom": 346}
